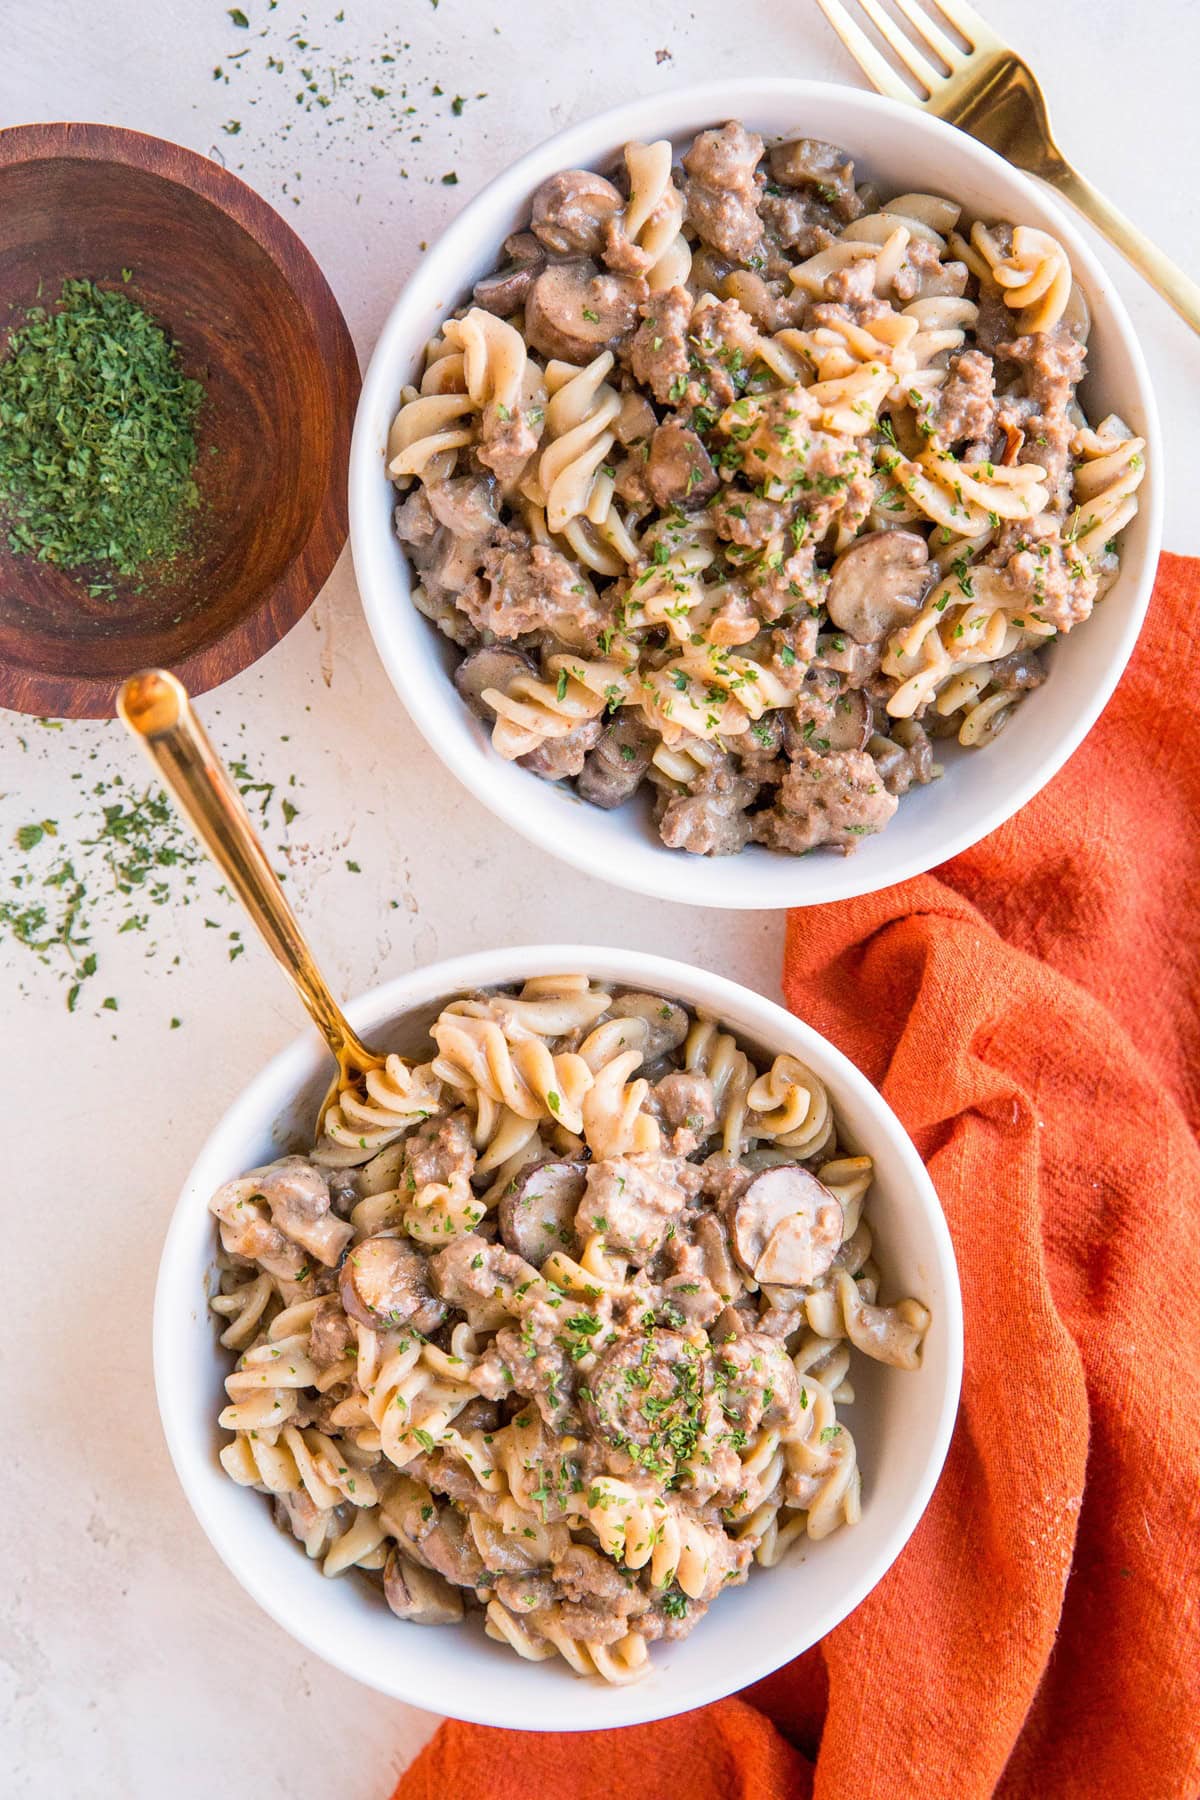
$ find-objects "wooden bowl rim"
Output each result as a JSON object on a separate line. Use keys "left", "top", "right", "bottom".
{"left": 0, "top": 120, "right": 361, "bottom": 718}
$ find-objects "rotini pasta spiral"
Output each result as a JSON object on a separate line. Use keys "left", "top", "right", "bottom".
{"left": 318, "top": 1056, "right": 444, "bottom": 1166}
{"left": 578, "top": 1014, "right": 661, "bottom": 1160}
{"left": 210, "top": 1267, "right": 274, "bottom": 1350}
{"left": 220, "top": 1417, "right": 379, "bottom": 1512}
{"left": 481, "top": 652, "right": 639, "bottom": 760}
{"left": 806, "top": 1268, "right": 931, "bottom": 1371}
{"left": 881, "top": 560, "right": 1053, "bottom": 730}
{"left": 617, "top": 139, "right": 691, "bottom": 290}
{"left": 431, "top": 1003, "right": 595, "bottom": 1133}
{"left": 639, "top": 639, "right": 793, "bottom": 745}
{"left": 522, "top": 353, "right": 622, "bottom": 533}
{"left": 210, "top": 1160, "right": 354, "bottom": 1277}
{"left": 540, "top": 1229, "right": 631, "bottom": 1298}
{"left": 581, "top": 1478, "right": 723, "bottom": 1599}
{"left": 955, "top": 221, "right": 1072, "bottom": 334}
{"left": 783, "top": 1384, "right": 862, "bottom": 1541}
{"left": 647, "top": 731, "right": 727, "bottom": 787}
{"left": 790, "top": 191, "right": 962, "bottom": 303}
{"left": 484, "top": 1599, "right": 650, "bottom": 1685}
{"left": 877, "top": 444, "right": 1050, "bottom": 537}
{"left": 387, "top": 391, "right": 477, "bottom": 483}
{"left": 763, "top": 305, "right": 917, "bottom": 389}
{"left": 484, "top": 972, "right": 613, "bottom": 1040}
{"left": 321, "top": 1505, "right": 391, "bottom": 1577}
{"left": 442, "top": 306, "right": 528, "bottom": 415}
{"left": 1069, "top": 415, "right": 1146, "bottom": 560}
{"left": 402, "top": 1170, "right": 487, "bottom": 1245}
{"left": 683, "top": 1014, "right": 755, "bottom": 1151}
{"left": 339, "top": 1328, "right": 478, "bottom": 1471}
{"left": 745, "top": 1054, "right": 837, "bottom": 1159}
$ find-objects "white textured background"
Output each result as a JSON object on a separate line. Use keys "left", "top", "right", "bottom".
{"left": 2, "top": 1, "right": 1198, "bottom": 1794}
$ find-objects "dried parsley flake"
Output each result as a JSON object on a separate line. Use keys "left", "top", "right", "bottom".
{"left": 0, "top": 278, "right": 203, "bottom": 579}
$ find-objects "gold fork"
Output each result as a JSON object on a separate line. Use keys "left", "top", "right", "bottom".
{"left": 118, "top": 668, "right": 387, "bottom": 1135}
{"left": 814, "top": 0, "right": 1200, "bottom": 332}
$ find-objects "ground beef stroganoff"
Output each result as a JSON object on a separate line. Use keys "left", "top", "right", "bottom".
{"left": 388, "top": 123, "right": 1146, "bottom": 857}
{"left": 209, "top": 976, "right": 930, "bottom": 1683}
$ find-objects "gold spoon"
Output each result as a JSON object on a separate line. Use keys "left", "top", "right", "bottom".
{"left": 117, "top": 668, "right": 386, "bottom": 1133}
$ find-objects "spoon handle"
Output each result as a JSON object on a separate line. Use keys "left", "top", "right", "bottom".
{"left": 117, "top": 669, "right": 378, "bottom": 1081}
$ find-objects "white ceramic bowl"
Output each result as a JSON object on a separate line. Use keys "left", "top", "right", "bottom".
{"left": 155, "top": 945, "right": 962, "bottom": 1729}
{"left": 350, "top": 79, "right": 1162, "bottom": 909}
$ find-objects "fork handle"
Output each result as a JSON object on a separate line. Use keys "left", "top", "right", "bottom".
{"left": 1043, "top": 163, "right": 1200, "bottom": 334}
{"left": 117, "top": 668, "right": 377, "bottom": 1078}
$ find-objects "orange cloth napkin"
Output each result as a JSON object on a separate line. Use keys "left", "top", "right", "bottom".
{"left": 394, "top": 553, "right": 1200, "bottom": 1800}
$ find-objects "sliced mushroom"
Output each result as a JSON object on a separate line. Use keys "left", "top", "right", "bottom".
{"left": 1060, "top": 279, "right": 1090, "bottom": 344}
{"left": 503, "top": 229, "right": 545, "bottom": 264}
{"left": 378, "top": 1473, "right": 437, "bottom": 1558}
{"left": 470, "top": 1511, "right": 569, "bottom": 1574}
{"left": 453, "top": 646, "right": 537, "bottom": 719}
{"left": 610, "top": 991, "right": 689, "bottom": 1057}
{"left": 498, "top": 1160, "right": 588, "bottom": 1265}
{"left": 731, "top": 1165, "right": 844, "bottom": 1288}
{"left": 767, "top": 138, "right": 861, "bottom": 220}
{"left": 614, "top": 390, "right": 658, "bottom": 445}
{"left": 814, "top": 634, "right": 883, "bottom": 689}
{"left": 891, "top": 717, "right": 936, "bottom": 784}
{"left": 711, "top": 1301, "right": 753, "bottom": 1344}
{"left": 741, "top": 710, "right": 785, "bottom": 763}
{"left": 577, "top": 713, "right": 655, "bottom": 809}
{"left": 580, "top": 1330, "right": 708, "bottom": 1452}
{"left": 982, "top": 648, "right": 1047, "bottom": 692}
{"left": 327, "top": 1167, "right": 362, "bottom": 1218}
{"left": 519, "top": 718, "right": 603, "bottom": 781}
{"left": 383, "top": 1548, "right": 465, "bottom": 1625}
{"left": 646, "top": 422, "right": 718, "bottom": 509}
{"left": 531, "top": 169, "right": 624, "bottom": 258}
{"left": 694, "top": 1211, "right": 744, "bottom": 1305}
{"left": 338, "top": 1234, "right": 446, "bottom": 1335}
{"left": 494, "top": 1571, "right": 559, "bottom": 1616}
{"left": 420, "top": 1503, "right": 487, "bottom": 1588}
{"left": 472, "top": 234, "right": 546, "bottom": 316}
{"left": 252, "top": 1158, "right": 353, "bottom": 1266}
{"left": 867, "top": 731, "right": 911, "bottom": 795}
{"left": 721, "top": 268, "right": 801, "bottom": 333}
{"left": 826, "top": 530, "right": 929, "bottom": 646}
{"left": 524, "top": 260, "right": 647, "bottom": 363}
{"left": 823, "top": 689, "right": 873, "bottom": 753}
{"left": 689, "top": 244, "right": 734, "bottom": 296}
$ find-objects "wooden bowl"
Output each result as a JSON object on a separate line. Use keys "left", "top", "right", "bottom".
{"left": 0, "top": 122, "right": 360, "bottom": 717}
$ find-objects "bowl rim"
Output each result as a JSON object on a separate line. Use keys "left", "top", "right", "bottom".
{"left": 154, "top": 943, "right": 964, "bottom": 1728}
{"left": 349, "top": 75, "right": 1164, "bottom": 909}
{"left": 0, "top": 119, "right": 361, "bottom": 718}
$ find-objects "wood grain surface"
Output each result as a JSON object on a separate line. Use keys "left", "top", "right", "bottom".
{"left": 0, "top": 121, "right": 360, "bottom": 718}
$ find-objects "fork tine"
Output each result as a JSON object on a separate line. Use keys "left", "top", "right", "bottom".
{"left": 811, "top": 0, "right": 924, "bottom": 104}
{"left": 854, "top": 0, "right": 945, "bottom": 93}
{"left": 888, "top": 0, "right": 969, "bottom": 67}
{"left": 919, "top": 0, "right": 1005, "bottom": 51}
